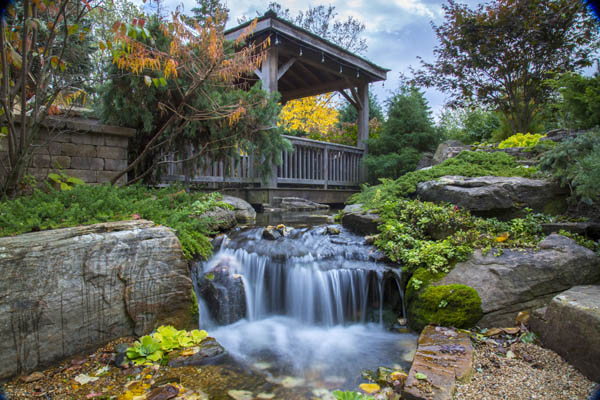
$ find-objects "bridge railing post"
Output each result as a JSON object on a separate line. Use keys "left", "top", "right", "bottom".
{"left": 323, "top": 144, "right": 329, "bottom": 189}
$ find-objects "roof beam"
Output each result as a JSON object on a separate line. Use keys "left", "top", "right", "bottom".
{"left": 277, "top": 57, "right": 297, "bottom": 80}
{"left": 338, "top": 89, "right": 358, "bottom": 109}
{"left": 282, "top": 79, "right": 354, "bottom": 102}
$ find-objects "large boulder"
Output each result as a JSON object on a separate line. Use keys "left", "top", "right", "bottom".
{"left": 221, "top": 195, "right": 256, "bottom": 224}
{"left": 0, "top": 220, "right": 192, "bottom": 380}
{"left": 432, "top": 140, "right": 471, "bottom": 165}
{"left": 200, "top": 207, "right": 236, "bottom": 231}
{"left": 438, "top": 234, "right": 600, "bottom": 327}
{"left": 340, "top": 204, "right": 381, "bottom": 236}
{"left": 416, "top": 175, "right": 567, "bottom": 218}
{"left": 530, "top": 285, "right": 600, "bottom": 382}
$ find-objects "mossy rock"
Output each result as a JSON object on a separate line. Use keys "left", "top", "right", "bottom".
{"left": 405, "top": 267, "right": 451, "bottom": 303}
{"left": 408, "top": 284, "right": 483, "bottom": 331}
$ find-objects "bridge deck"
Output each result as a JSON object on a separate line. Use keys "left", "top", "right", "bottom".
{"left": 161, "top": 135, "right": 365, "bottom": 202}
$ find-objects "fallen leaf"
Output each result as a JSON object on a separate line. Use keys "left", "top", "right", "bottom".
{"left": 502, "top": 327, "right": 520, "bottom": 335}
{"left": 74, "top": 374, "right": 99, "bottom": 385}
{"left": 506, "top": 350, "right": 516, "bottom": 359}
{"left": 256, "top": 393, "right": 275, "bottom": 399}
{"left": 495, "top": 232, "right": 509, "bottom": 242}
{"left": 483, "top": 328, "right": 503, "bottom": 337}
{"left": 180, "top": 347, "right": 199, "bottom": 356}
{"left": 21, "top": 371, "right": 44, "bottom": 383}
{"left": 414, "top": 373, "right": 428, "bottom": 381}
{"left": 280, "top": 376, "right": 305, "bottom": 388}
{"left": 359, "top": 383, "right": 381, "bottom": 394}
{"left": 515, "top": 311, "right": 530, "bottom": 325}
{"left": 227, "top": 390, "right": 253, "bottom": 400}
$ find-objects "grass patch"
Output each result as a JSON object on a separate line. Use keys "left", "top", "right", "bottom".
{"left": 0, "top": 184, "right": 231, "bottom": 259}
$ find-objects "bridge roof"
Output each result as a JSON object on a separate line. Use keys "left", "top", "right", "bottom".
{"left": 225, "top": 12, "right": 389, "bottom": 102}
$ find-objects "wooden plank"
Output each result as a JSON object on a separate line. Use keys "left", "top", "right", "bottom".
{"left": 277, "top": 178, "right": 326, "bottom": 185}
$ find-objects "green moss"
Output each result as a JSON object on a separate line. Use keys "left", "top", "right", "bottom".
{"left": 542, "top": 197, "right": 567, "bottom": 215}
{"left": 405, "top": 267, "right": 447, "bottom": 303}
{"left": 190, "top": 289, "right": 199, "bottom": 323}
{"left": 408, "top": 284, "right": 483, "bottom": 331}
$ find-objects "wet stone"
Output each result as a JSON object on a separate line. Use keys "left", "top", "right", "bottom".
{"left": 167, "top": 338, "right": 226, "bottom": 367}
{"left": 403, "top": 325, "right": 473, "bottom": 400}
{"left": 146, "top": 384, "right": 179, "bottom": 400}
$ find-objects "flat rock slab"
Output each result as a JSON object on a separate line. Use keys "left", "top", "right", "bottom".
{"left": 416, "top": 175, "right": 567, "bottom": 218}
{"left": 0, "top": 220, "right": 192, "bottom": 380}
{"left": 439, "top": 234, "right": 600, "bottom": 327}
{"left": 340, "top": 204, "right": 381, "bottom": 236}
{"left": 530, "top": 285, "right": 600, "bottom": 382}
{"left": 403, "top": 325, "right": 473, "bottom": 400}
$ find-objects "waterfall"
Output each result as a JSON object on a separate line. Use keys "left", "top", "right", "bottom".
{"left": 195, "top": 225, "right": 406, "bottom": 328}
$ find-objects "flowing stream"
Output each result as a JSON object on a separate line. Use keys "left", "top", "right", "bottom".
{"left": 193, "top": 223, "right": 417, "bottom": 391}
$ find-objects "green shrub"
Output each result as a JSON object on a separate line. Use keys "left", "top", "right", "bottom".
{"left": 498, "top": 133, "right": 545, "bottom": 149}
{"left": 350, "top": 151, "right": 535, "bottom": 208}
{"left": 0, "top": 184, "right": 228, "bottom": 259}
{"left": 408, "top": 284, "right": 483, "bottom": 331}
{"left": 374, "top": 199, "right": 549, "bottom": 277}
{"left": 539, "top": 130, "right": 600, "bottom": 204}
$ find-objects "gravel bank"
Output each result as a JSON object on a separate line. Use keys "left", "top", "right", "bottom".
{"left": 455, "top": 341, "right": 597, "bottom": 400}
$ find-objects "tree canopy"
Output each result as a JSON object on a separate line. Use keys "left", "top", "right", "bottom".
{"left": 241, "top": 2, "right": 367, "bottom": 55}
{"left": 414, "top": 0, "right": 599, "bottom": 135}
{"left": 364, "top": 85, "right": 438, "bottom": 183}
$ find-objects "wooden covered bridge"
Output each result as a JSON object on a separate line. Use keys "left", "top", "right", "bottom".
{"left": 162, "top": 11, "right": 389, "bottom": 204}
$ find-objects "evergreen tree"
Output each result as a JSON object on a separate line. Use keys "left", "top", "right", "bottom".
{"left": 364, "top": 86, "right": 439, "bottom": 183}
{"left": 338, "top": 92, "right": 384, "bottom": 124}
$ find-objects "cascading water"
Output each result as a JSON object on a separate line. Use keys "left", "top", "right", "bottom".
{"left": 193, "top": 224, "right": 417, "bottom": 389}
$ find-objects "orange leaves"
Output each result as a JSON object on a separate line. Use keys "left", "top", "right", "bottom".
{"left": 164, "top": 59, "right": 177, "bottom": 79}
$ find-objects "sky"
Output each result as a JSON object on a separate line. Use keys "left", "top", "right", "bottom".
{"left": 145, "top": 0, "right": 484, "bottom": 117}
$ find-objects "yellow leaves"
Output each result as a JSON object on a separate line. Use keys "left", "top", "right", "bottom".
{"left": 279, "top": 94, "right": 340, "bottom": 135}
{"left": 359, "top": 383, "right": 380, "bottom": 394}
{"left": 495, "top": 232, "right": 510, "bottom": 242}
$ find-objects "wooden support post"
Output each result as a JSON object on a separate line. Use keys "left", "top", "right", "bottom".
{"left": 357, "top": 83, "right": 369, "bottom": 180}
{"left": 261, "top": 46, "right": 279, "bottom": 94}
{"left": 260, "top": 45, "right": 279, "bottom": 188}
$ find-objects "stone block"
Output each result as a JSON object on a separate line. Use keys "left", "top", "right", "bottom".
{"left": 71, "top": 156, "right": 104, "bottom": 170}
{"left": 104, "top": 158, "right": 128, "bottom": 171}
{"left": 71, "top": 132, "right": 105, "bottom": 146}
{"left": 49, "top": 142, "right": 96, "bottom": 158}
{"left": 97, "top": 170, "right": 126, "bottom": 185}
{"left": 51, "top": 156, "right": 71, "bottom": 169}
{"left": 97, "top": 145, "right": 127, "bottom": 160}
{"left": 66, "top": 169, "right": 97, "bottom": 183}
{"left": 32, "top": 154, "right": 51, "bottom": 168}
{"left": 105, "top": 135, "right": 129, "bottom": 148}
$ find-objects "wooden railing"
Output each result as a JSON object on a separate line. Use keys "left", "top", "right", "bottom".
{"left": 160, "top": 135, "right": 364, "bottom": 188}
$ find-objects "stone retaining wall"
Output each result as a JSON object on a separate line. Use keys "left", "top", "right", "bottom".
{"left": 1, "top": 117, "right": 135, "bottom": 185}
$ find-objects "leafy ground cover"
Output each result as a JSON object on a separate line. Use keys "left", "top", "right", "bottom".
{"left": 0, "top": 184, "right": 231, "bottom": 259}
{"left": 349, "top": 151, "right": 536, "bottom": 208}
